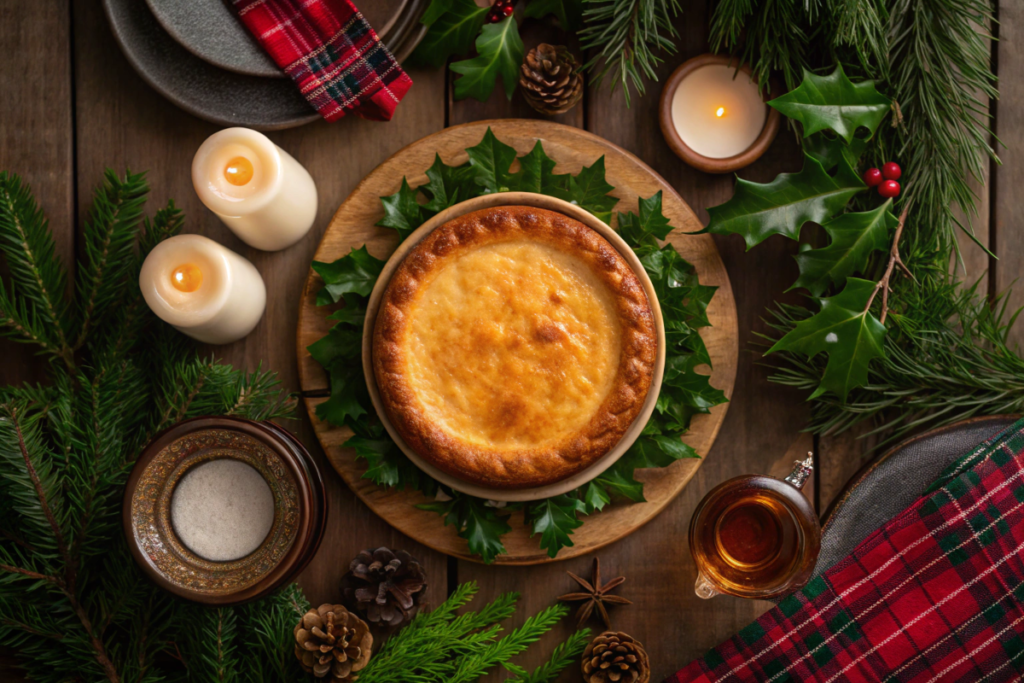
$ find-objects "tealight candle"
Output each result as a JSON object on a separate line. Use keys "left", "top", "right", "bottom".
{"left": 659, "top": 54, "right": 780, "bottom": 173}
{"left": 140, "top": 234, "right": 266, "bottom": 344}
{"left": 192, "top": 128, "right": 318, "bottom": 251}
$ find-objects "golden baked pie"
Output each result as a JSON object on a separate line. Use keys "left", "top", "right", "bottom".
{"left": 373, "top": 206, "right": 657, "bottom": 489}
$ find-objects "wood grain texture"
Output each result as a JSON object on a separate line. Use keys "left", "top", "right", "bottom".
{"left": 0, "top": 0, "right": 74, "bottom": 386}
{"left": 70, "top": 0, "right": 451, "bottom": 609}
{"left": 996, "top": 0, "right": 1024, "bottom": 347}
{"left": 296, "top": 119, "right": 739, "bottom": 563}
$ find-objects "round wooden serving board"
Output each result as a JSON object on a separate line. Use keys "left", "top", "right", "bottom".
{"left": 296, "top": 120, "right": 738, "bottom": 564}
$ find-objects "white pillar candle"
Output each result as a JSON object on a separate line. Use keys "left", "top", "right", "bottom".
{"left": 192, "top": 128, "right": 318, "bottom": 252}
{"left": 671, "top": 65, "right": 768, "bottom": 159}
{"left": 140, "top": 234, "right": 266, "bottom": 345}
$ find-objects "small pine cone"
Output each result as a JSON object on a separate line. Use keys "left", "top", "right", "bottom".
{"left": 519, "top": 43, "right": 583, "bottom": 116}
{"left": 340, "top": 548, "right": 427, "bottom": 627}
{"left": 581, "top": 631, "right": 651, "bottom": 683}
{"left": 294, "top": 604, "right": 373, "bottom": 681}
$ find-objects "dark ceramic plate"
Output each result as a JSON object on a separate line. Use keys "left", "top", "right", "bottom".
{"left": 144, "top": 0, "right": 421, "bottom": 79}
{"left": 813, "top": 415, "right": 1019, "bottom": 582}
{"left": 104, "top": 0, "right": 428, "bottom": 130}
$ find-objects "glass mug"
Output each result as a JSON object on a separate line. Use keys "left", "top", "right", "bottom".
{"left": 689, "top": 454, "right": 821, "bottom": 600}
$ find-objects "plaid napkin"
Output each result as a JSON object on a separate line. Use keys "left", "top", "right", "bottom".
{"left": 233, "top": 0, "right": 412, "bottom": 122}
{"left": 671, "top": 418, "right": 1024, "bottom": 683}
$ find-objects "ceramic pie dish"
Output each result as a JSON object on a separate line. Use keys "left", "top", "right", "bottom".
{"left": 362, "top": 193, "right": 666, "bottom": 502}
{"left": 123, "top": 416, "right": 326, "bottom": 605}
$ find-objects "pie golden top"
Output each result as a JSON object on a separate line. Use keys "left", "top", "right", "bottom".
{"left": 372, "top": 206, "right": 658, "bottom": 489}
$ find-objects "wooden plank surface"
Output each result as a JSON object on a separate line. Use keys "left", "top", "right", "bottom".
{"left": 996, "top": 0, "right": 1024, "bottom": 348}
{"left": 68, "top": 0, "right": 451, "bottom": 609}
{"left": 0, "top": 0, "right": 1016, "bottom": 681}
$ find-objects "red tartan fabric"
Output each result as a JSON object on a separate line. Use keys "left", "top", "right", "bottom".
{"left": 233, "top": 0, "right": 412, "bottom": 122}
{"left": 670, "top": 419, "right": 1024, "bottom": 682}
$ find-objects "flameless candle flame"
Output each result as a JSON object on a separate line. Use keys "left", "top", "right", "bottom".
{"left": 716, "top": 107, "right": 726, "bottom": 118}
{"left": 224, "top": 156, "right": 254, "bottom": 187}
{"left": 170, "top": 264, "right": 203, "bottom": 293}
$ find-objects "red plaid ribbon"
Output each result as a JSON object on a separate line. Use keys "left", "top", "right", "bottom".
{"left": 671, "top": 418, "right": 1024, "bottom": 682}
{"left": 233, "top": 0, "right": 412, "bottom": 122}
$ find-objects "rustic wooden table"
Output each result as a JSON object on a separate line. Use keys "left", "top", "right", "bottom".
{"left": 0, "top": 1, "right": 1016, "bottom": 681}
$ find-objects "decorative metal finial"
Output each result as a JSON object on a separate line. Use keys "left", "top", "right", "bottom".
{"left": 783, "top": 452, "right": 814, "bottom": 491}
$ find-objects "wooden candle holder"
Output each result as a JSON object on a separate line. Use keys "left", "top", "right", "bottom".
{"left": 659, "top": 54, "right": 782, "bottom": 174}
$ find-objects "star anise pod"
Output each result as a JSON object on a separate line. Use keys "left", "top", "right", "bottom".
{"left": 558, "top": 558, "right": 631, "bottom": 629}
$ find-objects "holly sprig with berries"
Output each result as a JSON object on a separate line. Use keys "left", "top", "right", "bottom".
{"left": 701, "top": 66, "right": 908, "bottom": 402}
{"left": 411, "top": 0, "right": 680, "bottom": 104}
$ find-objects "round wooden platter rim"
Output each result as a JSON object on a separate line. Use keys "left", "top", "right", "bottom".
{"left": 296, "top": 119, "right": 739, "bottom": 565}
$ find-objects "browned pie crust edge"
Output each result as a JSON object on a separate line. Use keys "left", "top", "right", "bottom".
{"left": 372, "top": 206, "right": 658, "bottom": 489}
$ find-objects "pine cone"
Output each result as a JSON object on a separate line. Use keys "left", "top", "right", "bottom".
{"left": 340, "top": 548, "right": 427, "bottom": 627}
{"left": 520, "top": 43, "right": 584, "bottom": 116}
{"left": 294, "top": 604, "right": 373, "bottom": 681}
{"left": 582, "top": 631, "right": 651, "bottom": 683}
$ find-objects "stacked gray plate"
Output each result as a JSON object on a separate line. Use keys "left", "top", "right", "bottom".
{"left": 103, "top": 0, "right": 427, "bottom": 129}
{"left": 813, "top": 414, "right": 1018, "bottom": 582}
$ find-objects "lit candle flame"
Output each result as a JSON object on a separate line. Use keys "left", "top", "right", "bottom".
{"left": 171, "top": 264, "right": 203, "bottom": 293}
{"left": 715, "top": 107, "right": 726, "bottom": 118}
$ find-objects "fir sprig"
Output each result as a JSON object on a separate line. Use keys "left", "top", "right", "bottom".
{"left": 0, "top": 170, "right": 295, "bottom": 683}
{"left": 356, "top": 583, "right": 586, "bottom": 683}
{"left": 579, "top": 0, "right": 681, "bottom": 105}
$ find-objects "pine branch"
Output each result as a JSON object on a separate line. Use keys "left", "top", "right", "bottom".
{"left": 73, "top": 170, "right": 149, "bottom": 351}
{"left": 0, "top": 172, "right": 73, "bottom": 366}
{"left": 507, "top": 627, "right": 592, "bottom": 683}
{"left": 580, "top": 0, "right": 681, "bottom": 105}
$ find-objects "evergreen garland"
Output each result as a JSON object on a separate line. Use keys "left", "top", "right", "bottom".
{"left": 707, "top": 0, "right": 1011, "bottom": 445}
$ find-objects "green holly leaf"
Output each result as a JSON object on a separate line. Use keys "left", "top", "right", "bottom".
{"left": 412, "top": 0, "right": 488, "bottom": 68}
{"left": 565, "top": 156, "right": 617, "bottom": 223}
{"left": 421, "top": 0, "right": 454, "bottom": 25}
{"left": 769, "top": 65, "right": 892, "bottom": 143}
{"left": 326, "top": 297, "right": 367, "bottom": 327}
{"left": 627, "top": 435, "right": 699, "bottom": 469}
{"left": 524, "top": 0, "right": 583, "bottom": 30}
{"left": 315, "top": 362, "right": 367, "bottom": 426}
{"left": 704, "top": 153, "right": 866, "bottom": 249}
{"left": 419, "top": 495, "right": 511, "bottom": 563}
{"left": 421, "top": 154, "right": 476, "bottom": 213}
{"left": 792, "top": 200, "right": 897, "bottom": 296}
{"left": 593, "top": 457, "right": 645, "bottom": 503}
{"left": 466, "top": 128, "right": 518, "bottom": 192}
{"left": 582, "top": 481, "right": 612, "bottom": 513}
{"left": 525, "top": 495, "right": 586, "bottom": 558}
{"left": 377, "top": 178, "right": 430, "bottom": 240}
{"left": 307, "top": 324, "right": 360, "bottom": 367}
{"left": 510, "top": 141, "right": 570, "bottom": 195}
{"left": 451, "top": 15, "right": 524, "bottom": 101}
{"left": 617, "top": 191, "right": 673, "bottom": 246}
{"left": 312, "top": 246, "right": 386, "bottom": 302}
{"left": 803, "top": 132, "right": 868, "bottom": 172}
{"left": 767, "top": 278, "right": 886, "bottom": 401}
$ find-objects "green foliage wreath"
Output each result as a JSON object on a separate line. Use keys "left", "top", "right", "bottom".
{"left": 309, "top": 129, "right": 726, "bottom": 563}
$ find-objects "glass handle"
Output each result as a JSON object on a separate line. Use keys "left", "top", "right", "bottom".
{"left": 694, "top": 571, "right": 719, "bottom": 600}
{"left": 783, "top": 452, "right": 814, "bottom": 492}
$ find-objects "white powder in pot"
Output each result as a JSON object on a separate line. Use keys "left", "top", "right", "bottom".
{"left": 170, "top": 459, "right": 276, "bottom": 562}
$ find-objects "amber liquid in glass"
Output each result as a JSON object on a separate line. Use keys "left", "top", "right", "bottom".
{"left": 690, "top": 475, "right": 820, "bottom": 599}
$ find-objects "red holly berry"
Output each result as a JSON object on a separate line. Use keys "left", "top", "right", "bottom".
{"left": 882, "top": 162, "right": 902, "bottom": 180}
{"left": 502, "top": 3, "right": 514, "bottom": 15}
{"left": 878, "top": 179, "right": 900, "bottom": 198}
{"left": 863, "top": 168, "right": 883, "bottom": 187}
